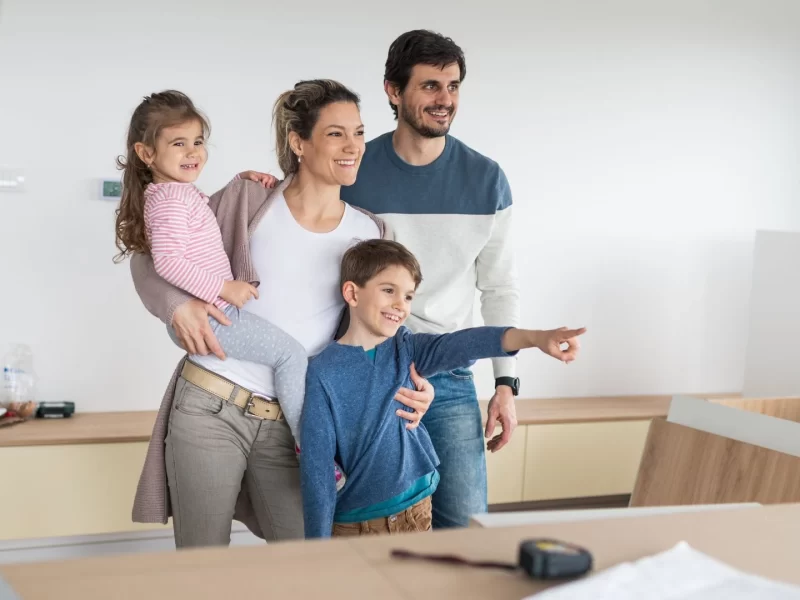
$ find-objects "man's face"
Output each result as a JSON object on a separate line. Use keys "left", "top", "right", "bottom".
{"left": 393, "top": 63, "right": 461, "bottom": 138}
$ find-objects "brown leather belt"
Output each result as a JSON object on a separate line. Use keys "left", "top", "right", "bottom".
{"left": 180, "top": 361, "right": 285, "bottom": 421}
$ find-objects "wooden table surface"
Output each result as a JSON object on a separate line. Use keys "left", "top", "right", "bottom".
{"left": 1, "top": 503, "right": 798, "bottom": 599}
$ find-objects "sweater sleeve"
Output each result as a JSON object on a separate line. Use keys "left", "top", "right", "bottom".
{"left": 145, "top": 195, "right": 226, "bottom": 303}
{"left": 406, "top": 326, "right": 517, "bottom": 379}
{"left": 299, "top": 371, "right": 338, "bottom": 539}
{"left": 129, "top": 253, "right": 192, "bottom": 326}
{"left": 476, "top": 168, "right": 521, "bottom": 379}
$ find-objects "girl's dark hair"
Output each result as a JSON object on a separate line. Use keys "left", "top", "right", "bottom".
{"left": 383, "top": 30, "right": 466, "bottom": 119}
{"left": 113, "top": 90, "right": 210, "bottom": 262}
{"left": 272, "top": 79, "right": 360, "bottom": 176}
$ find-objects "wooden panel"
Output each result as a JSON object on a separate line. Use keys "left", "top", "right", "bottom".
{"left": 522, "top": 420, "right": 651, "bottom": 501}
{"left": 0, "top": 411, "right": 156, "bottom": 447}
{"left": 630, "top": 418, "right": 800, "bottom": 507}
{"left": 485, "top": 426, "right": 526, "bottom": 504}
{"left": 710, "top": 396, "right": 800, "bottom": 423}
{"left": 0, "top": 443, "right": 169, "bottom": 540}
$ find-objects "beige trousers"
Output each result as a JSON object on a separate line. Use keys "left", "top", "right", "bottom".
{"left": 165, "top": 376, "right": 304, "bottom": 547}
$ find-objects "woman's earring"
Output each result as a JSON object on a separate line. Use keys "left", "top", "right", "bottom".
{"left": 297, "top": 155, "right": 303, "bottom": 164}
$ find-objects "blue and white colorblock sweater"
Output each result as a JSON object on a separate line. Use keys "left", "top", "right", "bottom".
{"left": 341, "top": 132, "right": 521, "bottom": 378}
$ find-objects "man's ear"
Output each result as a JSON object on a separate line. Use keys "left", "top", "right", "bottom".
{"left": 384, "top": 80, "right": 401, "bottom": 109}
{"left": 342, "top": 281, "right": 358, "bottom": 306}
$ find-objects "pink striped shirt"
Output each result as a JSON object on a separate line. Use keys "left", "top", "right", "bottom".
{"left": 144, "top": 181, "right": 233, "bottom": 310}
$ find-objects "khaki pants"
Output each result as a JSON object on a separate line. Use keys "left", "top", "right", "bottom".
{"left": 332, "top": 496, "right": 433, "bottom": 537}
{"left": 165, "top": 376, "right": 304, "bottom": 547}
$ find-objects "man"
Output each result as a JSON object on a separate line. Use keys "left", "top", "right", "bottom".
{"left": 340, "top": 29, "right": 521, "bottom": 529}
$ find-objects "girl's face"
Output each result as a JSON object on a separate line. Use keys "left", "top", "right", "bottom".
{"left": 136, "top": 119, "right": 208, "bottom": 184}
{"left": 294, "top": 101, "right": 365, "bottom": 187}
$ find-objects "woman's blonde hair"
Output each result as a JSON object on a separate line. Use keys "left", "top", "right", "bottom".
{"left": 272, "top": 79, "right": 360, "bottom": 176}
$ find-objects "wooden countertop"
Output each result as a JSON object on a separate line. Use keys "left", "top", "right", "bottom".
{"left": 2, "top": 503, "right": 798, "bottom": 599}
{"left": 0, "top": 411, "right": 156, "bottom": 447}
{"left": 1, "top": 393, "right": 737, "bottom": 448}
{"left": 479, "top": 392, "right": 737, "bottom": 426}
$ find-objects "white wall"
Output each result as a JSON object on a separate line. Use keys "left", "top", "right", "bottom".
{"left": 1, "top": 0, "right": 799, "bottom": 411}
{"left": 742, "top": 230, "right": 800, "bottom": 397}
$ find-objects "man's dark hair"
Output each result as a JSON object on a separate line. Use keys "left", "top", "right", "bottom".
{"left": 384, "top": 29, "right": 466, "bottom": 119}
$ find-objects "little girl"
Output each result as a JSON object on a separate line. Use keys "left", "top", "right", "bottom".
{"left": 113, "top": 90, "right": 344, "bottom": 490}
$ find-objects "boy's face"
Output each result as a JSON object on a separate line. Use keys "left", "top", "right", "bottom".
{"left": 346, "top": 265, "right": 417, "bottom": 339}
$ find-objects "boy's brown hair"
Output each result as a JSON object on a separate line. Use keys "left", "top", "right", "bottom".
{"left": 340, "top": 239, "right": 423, "bottom": 290}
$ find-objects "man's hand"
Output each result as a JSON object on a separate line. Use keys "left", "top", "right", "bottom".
{"left": 485, "top": 385, "right": 517, "bottom": 453}
{"left": 395, "top": 363, "right": 435, "bottom": 430}
{"left": 238, "top": 171, "right": 279, "bottom": 188}
{"left": 219, "top": 280, "right": 259, "bottom": 309}
{"left": 171, "top": 299, "right": 231, "bottom": 360}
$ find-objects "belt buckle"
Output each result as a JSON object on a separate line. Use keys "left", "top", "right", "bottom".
{"left": 245, "top": 393, "right": 279, "bottom": 420}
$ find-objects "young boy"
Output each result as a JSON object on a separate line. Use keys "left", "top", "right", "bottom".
{"left": 299, "top": 240, "right": 586, "bottom": 538}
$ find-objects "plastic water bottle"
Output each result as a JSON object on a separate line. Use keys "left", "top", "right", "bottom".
{"left": 2, "top": 344, "right": 35, "bottom": 408}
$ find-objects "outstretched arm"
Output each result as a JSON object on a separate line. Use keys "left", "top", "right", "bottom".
{"left": 501, "top": 327, "right": 586, "bottom": 361}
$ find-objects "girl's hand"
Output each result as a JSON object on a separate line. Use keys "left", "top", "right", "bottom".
{"left": 220, "top": 280, "right": 259, "bottom": 309}
{"left": 239, "top": 171, "right": 278, "bottom": 188}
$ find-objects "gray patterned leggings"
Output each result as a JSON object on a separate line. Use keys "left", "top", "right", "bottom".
{"left": 168, "top": 304, "right": 307, "bottom": 441}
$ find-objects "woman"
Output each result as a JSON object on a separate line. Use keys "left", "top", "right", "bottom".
{"left": 128, "top": 79, "right": 435, "bottom": 547}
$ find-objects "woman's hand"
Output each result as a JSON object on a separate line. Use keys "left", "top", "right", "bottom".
{"left": 395, "top": 363, "right": 435, "bottom": 430}
{"left": 171, "top": 299, "right": 231, "bottom": 359}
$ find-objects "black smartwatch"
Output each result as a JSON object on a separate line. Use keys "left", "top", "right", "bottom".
{"left": 495, "top": 377, "right": 520, "bottom": 396}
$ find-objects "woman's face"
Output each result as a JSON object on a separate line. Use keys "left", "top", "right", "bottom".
{"left": 296, "top": 101, "right": 365, "bottom": 187}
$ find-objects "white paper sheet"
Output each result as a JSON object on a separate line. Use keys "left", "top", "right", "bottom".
{"left": 526, "top": 542, "right": 800, "bottom": 600}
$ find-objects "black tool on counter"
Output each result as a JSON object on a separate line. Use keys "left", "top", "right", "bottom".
{"left": 518, "top": 538, "right": 593, "bottom": 579}
{"left": 390, "top": 537, "right": 592, "bottom": 581}
{"left": 35, "top": 401, "right": 76, "bottom": 418}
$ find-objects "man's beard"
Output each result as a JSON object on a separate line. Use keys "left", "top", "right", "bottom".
{"left": 401, "top": 103, "right": 453, "bottom": 138}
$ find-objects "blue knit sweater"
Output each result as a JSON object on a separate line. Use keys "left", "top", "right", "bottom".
{"left": 299, "top": 325, "right": 515, "bottom": 538}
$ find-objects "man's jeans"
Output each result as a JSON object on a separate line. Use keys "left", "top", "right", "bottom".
{"left": 421, "top": 367, "right": 487, "bottom": 528}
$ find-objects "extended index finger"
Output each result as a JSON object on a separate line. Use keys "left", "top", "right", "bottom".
{"left": 561, "top": 327, "right": 587, "bottom": 339}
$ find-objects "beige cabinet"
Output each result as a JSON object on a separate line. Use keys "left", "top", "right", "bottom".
{"left": 485, "top": 420, "right": 651, "bottom": 506}
{"left": 1, "top": 416, "right": 653, "bottom": 540}
{"left": 0, "top": 443, "right": 168, "bottom": 540}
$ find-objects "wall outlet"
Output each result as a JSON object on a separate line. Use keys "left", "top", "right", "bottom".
{"left": 0, "top": 167, "right": 25, "bottom": 192}
{"left": 100, "top": 179, "right": 122, "bottom": 201}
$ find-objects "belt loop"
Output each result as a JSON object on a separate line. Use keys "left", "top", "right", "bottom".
{"left": 230, "top": 384, "right": 244, "bottom": 404}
